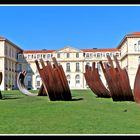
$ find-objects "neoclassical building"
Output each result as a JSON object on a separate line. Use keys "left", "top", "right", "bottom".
{"left": 0, "top": 32, "right": 140, "bottom": 91}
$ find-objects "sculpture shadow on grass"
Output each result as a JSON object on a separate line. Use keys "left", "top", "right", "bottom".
{"left": 70, "top": 97, "right": 84, "bottom": 101}
{"left": 2, "top": 96, "right": 23, "bottom": 100}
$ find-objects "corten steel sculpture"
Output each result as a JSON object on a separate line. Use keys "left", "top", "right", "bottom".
{"left": 84, "top": 62, "right": 111, "bottom": 98}
{"left": 0, "top": 72, "right": 2, "bottom": 99}
{"left": 35, "top": 57, "right": 72, "bottom": 101}
{"left": 85, "top": 54, "right": 134, "bottom": 101}
{"left": 134, "top": 64, "right": 140, "bottom": 103}
{"left": 17, "top": 71, "right": 47, "bottom": 96}
{"left": 100, "top": 55, "right": 134, "bottom": 101}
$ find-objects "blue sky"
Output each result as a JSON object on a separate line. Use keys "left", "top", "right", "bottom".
{"left": 0, "top": 5, "right": 140, "bottom": 50}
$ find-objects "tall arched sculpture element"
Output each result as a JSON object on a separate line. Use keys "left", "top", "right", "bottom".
{"left": 100, "top": 55, "right": 134, "bottom": 101}
{"left": 35, "top": 57, "right": 72, "bottom": 101}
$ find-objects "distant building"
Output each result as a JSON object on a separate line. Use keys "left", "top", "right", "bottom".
{"left": 0, "top": 36, "right": 23, "bottom": 90}
{"left": 0, "top": 32, "right": 140, "bottom": 90}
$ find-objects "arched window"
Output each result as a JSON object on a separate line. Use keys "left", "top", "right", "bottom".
{"left": 75, "top": 74, "right": 80, "bottom": 87}
{"left": 67, "top": 75, "right": 70, "bottom": 85}
{"left": 75, "top": 75, "right": 80, "bottom": 79}
{"left": 36, "top": 75, "right": 41, "bottom": 88}
{"left": 138, "top": 56, "right": 140, "bottom": 64}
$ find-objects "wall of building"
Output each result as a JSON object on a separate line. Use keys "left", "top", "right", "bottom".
{"left": 127, "top": 54, "right": 140, "bottom": 89}
{"left": 0, "top": 40, "right": 23, "bottom": 90}
{"left": 127, "top": 37, "right": 140, "bottom": 53}
{"left": 120, "top": 40, "right": 128, "bottom": 58}
{"left": 0, "top": 41, "right": 4, "bottom": 57}
{"left": 119, "top": 37, "right": 140, "bottom": 89}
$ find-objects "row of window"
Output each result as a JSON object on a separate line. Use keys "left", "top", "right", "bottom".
{"left": 66, "top": 62, "right": 101, "bottom": 72}
{"left": 18, "top": 52, "right": 120, "bottom": 60}
{"left": 85, "top": 52, "right": 120, "bottom": 58}
{"left": 17, "top": 63, "right": 81, "bottom": 73}
{"left": 17, "top": 62, "right": 102, "bottom": 73}
{"left": 66, "top": 63, "right": 80, "bottom": 72}
{"left": 57, "top": 52, "right": 80, "bottom": 58}
{"left": 26, "top": 74, "right": 81, "bottom": 88}
{"left": 57, "top": 52, "right": 120, "bottom": 59}
{"left": 18, "top": 53, "right": 52, "bottom": 60}
{"left": 16, "top": 55, "right": 140, "bottom": 77}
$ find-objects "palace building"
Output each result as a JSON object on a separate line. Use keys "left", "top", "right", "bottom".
{"left": 0, "top": 32, "right": 140, "bottom": 91}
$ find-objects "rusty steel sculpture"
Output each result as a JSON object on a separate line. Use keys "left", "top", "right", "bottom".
{"left": 84, "top": 62, "right": 111, "bottom": 98}
{"left": 100, "top": 55, "right": 134, "bottom": 101}
{"left": 35, "top": 57, "right": 72, "bottom": 101}
{"left": 84, "top": 55, "right": 134, "bottom": 101}
{"left": 17, "top": 71, "right": 47, "bottom": 96}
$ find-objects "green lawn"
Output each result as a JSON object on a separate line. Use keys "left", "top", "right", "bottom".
{"left": 0, "top": 89, "right": 140, "bottom": 134}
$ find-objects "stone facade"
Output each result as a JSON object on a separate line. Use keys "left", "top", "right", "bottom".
{"left": 0, "top": 37, "right": 23, "bottom": 90}
{"left": 17, "top": 47, "right": 120, "bottom": 90}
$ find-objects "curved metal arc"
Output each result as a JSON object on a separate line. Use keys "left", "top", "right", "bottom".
{"left": 17, "top": 71, "right": 37, "bottom": 96}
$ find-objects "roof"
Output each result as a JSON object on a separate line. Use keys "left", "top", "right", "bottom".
{"left": 23, "top": 48, "right": 119, "bottom": 54}
{"left": 81, "top": 48, "right": 119, "bottom": 52}
{"left": 23, "top": 50, "right": 55, "bottom": 54}
{"left": 127, "top": 32, "right": 140, "bottom": 37}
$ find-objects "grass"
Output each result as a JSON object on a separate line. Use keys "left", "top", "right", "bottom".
{"left": 0, "top": 89, "right": 140, "bottom": 134}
